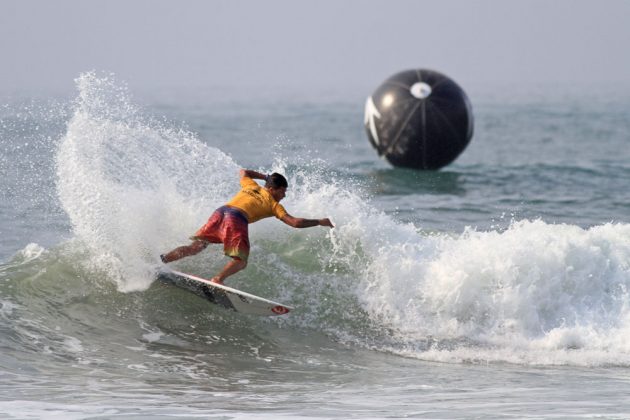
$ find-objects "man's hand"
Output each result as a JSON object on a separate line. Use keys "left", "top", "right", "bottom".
{"left": 319, "top": 218, "right": 334, "bottom": 228}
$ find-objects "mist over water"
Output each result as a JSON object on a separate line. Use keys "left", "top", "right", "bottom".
{"left": 2, "top": 72, "right": 630, "bottom": 417}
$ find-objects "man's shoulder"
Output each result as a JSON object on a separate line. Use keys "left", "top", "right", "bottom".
{"left": 272, "top": 201, "right": 287, "bottom": 219}
{"left": 240, "top": 176, "right": 260, "bottom": 188}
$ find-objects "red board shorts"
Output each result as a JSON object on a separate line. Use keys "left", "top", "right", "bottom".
{"left": 191, "top": 206, "right": 250, "bottom": 262}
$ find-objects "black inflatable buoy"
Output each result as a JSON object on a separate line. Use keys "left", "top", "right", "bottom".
{"left": 364, "top": 69, "right": 474, "bottom": 170}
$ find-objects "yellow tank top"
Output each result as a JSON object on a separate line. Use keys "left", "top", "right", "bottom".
{"left": 225, "top": 177, "right": 287, "bottom": 223}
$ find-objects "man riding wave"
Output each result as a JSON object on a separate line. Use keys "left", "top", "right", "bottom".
{"left": 161, "top": 169, "right": 334, "bottom": 284}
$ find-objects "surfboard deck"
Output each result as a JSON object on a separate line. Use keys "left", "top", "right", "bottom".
{"left": 157, "top": 269, "right": 292, "bottom": 316}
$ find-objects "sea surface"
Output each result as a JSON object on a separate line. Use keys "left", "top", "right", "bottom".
{"left": 2, "top": 73, "right": 630, "bottom": 418}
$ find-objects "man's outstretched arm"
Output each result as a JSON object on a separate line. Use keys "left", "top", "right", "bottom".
{"left": 281, "top": 214, "right": 334, "bottom": 229}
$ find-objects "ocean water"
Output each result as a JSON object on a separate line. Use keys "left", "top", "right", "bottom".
{"left": 1, "top": 73, "right": 630, "bottom": 418}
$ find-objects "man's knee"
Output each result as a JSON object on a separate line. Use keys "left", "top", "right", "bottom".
{"left": 234, "top": 257, "right": 247, "bottom": 270}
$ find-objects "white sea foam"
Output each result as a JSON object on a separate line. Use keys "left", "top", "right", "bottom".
{"left": 0, "top": 300, "right": 18, "bottom": 317}
{"left": 142, "top": 331, "right": 164, "bottom": 343}
{"left": 335, "top": 215, "right": 630, "bottom": 366}
{"left": 62, "top": 336, "right": 84, "bottom": 353}
{"left": 15, "top": 243, "right": 47, "bottom": 263}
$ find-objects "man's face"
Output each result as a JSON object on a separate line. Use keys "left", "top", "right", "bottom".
{"left": 270, "top": 186, "right": 287, "bottom": 202}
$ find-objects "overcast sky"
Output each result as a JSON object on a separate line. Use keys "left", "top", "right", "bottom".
{"left": 1, "top": 0, "right": 629, "bottom": 98}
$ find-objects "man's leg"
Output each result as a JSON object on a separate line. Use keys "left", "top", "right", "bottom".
{"left": 161, "top": 241, "right": 208, "bottom": 263}
{"left": 211, "top": 257, "right": 247, "bottom": 285}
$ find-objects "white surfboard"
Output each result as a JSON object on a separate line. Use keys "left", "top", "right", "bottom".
{"left": 157, "top": 269, "right": 293, "bottom": 316}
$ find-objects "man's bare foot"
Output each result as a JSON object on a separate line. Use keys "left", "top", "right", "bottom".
{"left": 210, "top": 276, "right": 224, "bottom": 285}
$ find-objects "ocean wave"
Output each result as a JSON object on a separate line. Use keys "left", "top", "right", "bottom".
{"left": 39, "top": 72, "right": 630, "bottom": 367}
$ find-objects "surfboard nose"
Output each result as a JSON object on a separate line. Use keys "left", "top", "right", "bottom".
{"left": 272, "top": 306, "right": 290, "bottom": 315}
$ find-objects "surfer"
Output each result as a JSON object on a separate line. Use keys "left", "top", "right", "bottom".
{"left": 160, "top": 169, "right": 334, "bottom": 284}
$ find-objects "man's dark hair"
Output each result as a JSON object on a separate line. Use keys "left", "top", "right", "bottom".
{"left": 266, "top": 172, "right": 288, "bottom": 189}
